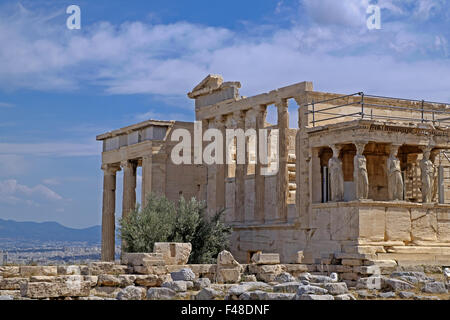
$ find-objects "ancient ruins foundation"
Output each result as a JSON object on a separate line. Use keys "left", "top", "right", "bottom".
{"left": 97, "top": 74, "right": 450, "bottom": 269}
{"left": 1, "top": 246, "right": 449, "bottom": 300}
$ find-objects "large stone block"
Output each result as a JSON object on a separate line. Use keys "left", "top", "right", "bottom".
{"left": 385, "top": 207, "right": 411, "bottom": 241}
{"left": 0, "top": 267, "right": 20, "bottom": 278}
{"left": 19, "top": 266, "right": 57, "bottom": 277}
{"left": 215, "top": 250, "right": 241, "bottom": 284}
{"left": 217, "top": 250, "right": 240, "bottom": 267}
{"left": 121, "top": 252, "right": 165, "bottom": 266}
{"left": 188, "top": 264, "right": 217, "bottom": 277}
{"left": 97, "top": 275, "right": 136, "bottom": 287}
{"left": 171, "top": 268, "right": 195, "bottom": 281}
{"left": 311, "top": 209, "right": 331, "bottom": 240}
{"left": 330, "top": 207, "right": 358, "bottom": 241}
{"left": 147, "top": 287, "right": 176, "bottom": 300}
{"left": 133, "top": 265, "right": 168, "bottom": 275}
{"left": 88, "top": 262, "right": 128, "bottom": 275}
{"left": 0, "top": 290, "right": 21, "bottom": 299}
{"left": 91, "top": 286, "right": 121, "bottom": 298}
{"left": 216, "top": 268, "right": 241, "bottom": 284}
{"left": 153, "top": 243, "right": 191, "bottom": 265}
{"left": 411, "top": 209, "right": 437, "bottom": 241}
{"left": 0, "top": 278, "right": 27, "bottom": 290}
{"left": 283, "top": 264, "right": 308, "bottom": 276}
{"left": 57, "top": 265, "right": 81, "bottom": 276}
{"left": 437, "top": 210, "right": 450, "bottom": 242}
{"left": 21, "top": 280, "right": 91, "bottom": 298}
{"left": 251, "top": 253, "right": 280, "bottom": 265}
{"left": 358, "top": 207, "right": 385, "bottom": 241}
{"left": 29, "top": 276, "right": 83, "bottom": 283}
{"left": 134, "top": 274, "right": 170, "bottom": 287}
{"left": 116, "top": 286, "right": 146, "bottom": 300}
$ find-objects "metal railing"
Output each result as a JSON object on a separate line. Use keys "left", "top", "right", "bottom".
{"left": 304, "top": 92, "right": 450, "bottom": 127}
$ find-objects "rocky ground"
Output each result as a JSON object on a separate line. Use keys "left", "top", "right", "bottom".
{"left": 1, "top": 262, "right": 449, "bottom": 301}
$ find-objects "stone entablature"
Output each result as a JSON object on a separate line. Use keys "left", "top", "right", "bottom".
{"left": 97, "top": 119, "right": 174, "bottom": 152}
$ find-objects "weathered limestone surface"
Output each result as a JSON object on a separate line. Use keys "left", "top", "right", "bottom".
{"left": 251, "top": 253, "right": 280, "bottom": 265}
{"left": 154, "top": 243, "right": 192, "bottom": 265}
{"left": 386, "top": 207, "right": 411, "bottom": 241}
{"left": 215, "top": 251, "right": 242, "bottom": 284}
{"left": 121, "top": 253, "right": 165, "bottom": 267}
{"left": 20, "top": 266, "right": 57, "bottom": 277}
{"left": 21, "top": 281, "right": 91, "bottom": 298}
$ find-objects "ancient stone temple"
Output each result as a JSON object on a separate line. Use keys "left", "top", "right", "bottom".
{"left": 97, "top": 74, "right": 450, "bottom": 266}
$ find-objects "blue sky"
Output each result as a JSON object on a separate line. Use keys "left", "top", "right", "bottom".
{"left": 0, "top": 0, "right": 449, "bottom": 228}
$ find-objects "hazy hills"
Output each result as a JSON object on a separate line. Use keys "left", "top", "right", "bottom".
{"left": 0, "top": 218, "right": 101, "bottom": 244}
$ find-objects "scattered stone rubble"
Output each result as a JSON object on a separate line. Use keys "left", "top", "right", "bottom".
{"left": 1, "top": 244, "right": 449, "bottom": 300}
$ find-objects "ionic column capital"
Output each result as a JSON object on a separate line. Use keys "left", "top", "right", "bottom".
{"left": 253, "top": 104, "right": 267, "bottom": 114}
{"left": 275, "top": 98, "right": 288, "bottom": 109}
{"left": 233, "top": 110, "right": 246, "bottom": 127}
{"left": 233, "top": 109, "right": 246, "bottom": 118}
{"left": 120, "top": 160, "right": 137, "bottom": 169}
{"left": 214, "top": 115, "right": 226, "bottom": 128}
{"left": 101, "top": 164, "right": 120, "bottom": 175}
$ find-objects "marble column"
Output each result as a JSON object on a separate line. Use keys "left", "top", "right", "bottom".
{"left": 214, "top": 115, "right": 226, "bottom": 210}
{"left": 141, "top": 154, "right": 152, "bottom": 208}
{"left": 354, "top": 141, "right": 369, "bottom": 200}
{"left": 276, "top": 99, "right": 289, "bottom": 221}
{"left": 294, "top": 96, "right": 311, "bottom": 227}
{"left": 234, "top": 111, "right": 246, "bottom": 223}
{"left": 101, "top": 164, "right": 119, "bottom": 262}
{"left": 255, "top": 105, "right": 267, "bottom": 223}
{"left": 205, "top": 119, "right": 218, "bottom": 215}
{"left": 121, "top": 160, "right": 137, "bottom": 219}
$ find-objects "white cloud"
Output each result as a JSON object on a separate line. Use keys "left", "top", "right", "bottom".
{"left": 0, "top": 2, "right": 448, "bottom": 103}
{"left": 0, "top": 179, "right": 63, "bottom": 205}
{"left": 414, "top": 0, "right": 442, "bottom": 20}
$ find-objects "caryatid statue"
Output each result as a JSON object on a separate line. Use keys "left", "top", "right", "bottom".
{"left": 430, "top": 150, "right": 439, "bottom": 202}
{"left": 387, "top": 145, "right": 403, "bottom": 201}
{"left": 420, "top": 148, "right": 435, "bottom": 203}
{"left": 354, "top": 142, "right": 369, "bottom": 199}
{"left": 328, "top": 145, "right": 344, "bottom": 202}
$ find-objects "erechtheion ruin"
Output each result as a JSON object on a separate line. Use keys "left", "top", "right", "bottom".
{"left": 97, "top": 74, "right": 450, "bottom": 267}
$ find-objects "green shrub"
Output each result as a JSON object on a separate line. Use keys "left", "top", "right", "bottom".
{"left": 119, "top": 193, "right": 231, "bottom": 264}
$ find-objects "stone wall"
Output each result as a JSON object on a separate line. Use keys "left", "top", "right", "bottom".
{"left": 1, "top": 250, "right": 449, "bottom": 300}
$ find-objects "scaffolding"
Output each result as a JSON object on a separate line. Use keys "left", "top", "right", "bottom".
{"left": 304, "top": 92, "right": 450, "bottom": 128}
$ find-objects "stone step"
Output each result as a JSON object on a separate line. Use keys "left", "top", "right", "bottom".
{"left": 288, "top": 183, "right": 296, "bottom": 190}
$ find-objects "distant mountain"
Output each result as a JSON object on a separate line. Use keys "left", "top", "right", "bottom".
{"left": 0, "top": 219, "right": 101, "bottom": 243}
